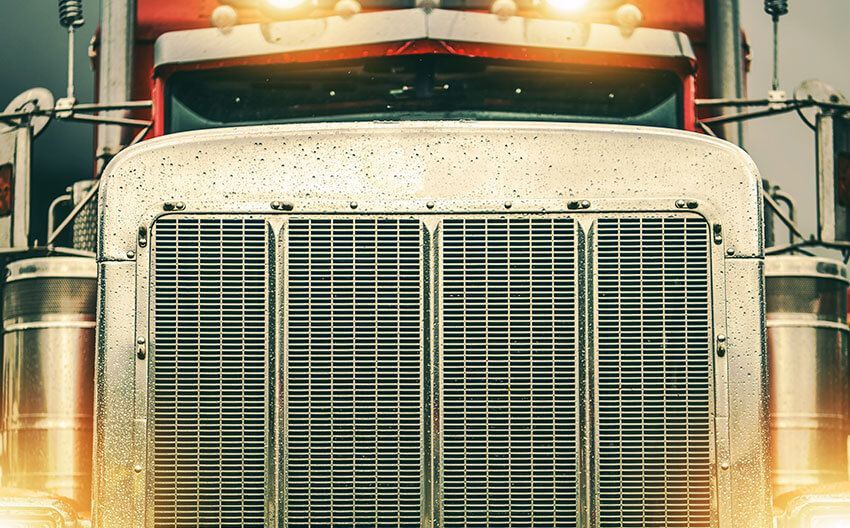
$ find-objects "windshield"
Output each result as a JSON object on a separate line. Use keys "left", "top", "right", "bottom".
{"left": 166, "top": 55, "right": 682, "bottom": 133}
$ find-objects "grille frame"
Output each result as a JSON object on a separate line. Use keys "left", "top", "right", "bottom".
{"left": 436, "top": 216, "right": 584, "bottom": 528}
{"left": 590, "top": 214, "right": 719, "bottom": 528}
{"left": 280, "top": 217, "right": 427, "bottom": 528}
{"left": 139, "top": 211, "right": 724, "bottom": 528}
{"left": 146, "top": 215, "right": 274, "bottom": 528}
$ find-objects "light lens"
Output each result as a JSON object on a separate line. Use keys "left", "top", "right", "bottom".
{"left": 780, "top": 486, "right": 850, "bottom": 528}
{"left": 0, "top": 517, "right": 57, "bottom": 528}
{"left": 544, "top": 0, "right": 590, "bottom": 13}
{"left": 811, "top": 515, "right": 850, "bottom": 528}
{"left": 266, "top": 0, "right": 308, "bottom": 9}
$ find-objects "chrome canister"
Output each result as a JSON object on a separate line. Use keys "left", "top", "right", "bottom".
{"left": 766, "top": 255, "right": 850, "bottom": 496}
{"left": 1, "top": 256, "right": 97, "bottom": 509}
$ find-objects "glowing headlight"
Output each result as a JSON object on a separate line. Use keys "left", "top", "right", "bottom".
{"left": 267, "top": 0, "right": 308, "bottom": 9}
{"left": 543, "top": 0, "right": 590, "bottom": 13}
{"left": 0, "top": 494, "right": 79, "bottom": 528}
{"left": 810, "top": 515, "right": 850, "bottom": 528}
{"left": 0, "top": 520, "right": 57, "bottom": 528}
{"left": 780, "top": 486, "right": 850, "bottom": 528}
{"left": 260, "top": 0, "right": 313, "bottom": 18}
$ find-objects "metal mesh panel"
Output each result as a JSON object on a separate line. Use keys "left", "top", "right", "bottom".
{"left": 71, "top": 179, "right": 98, "bottom": 252}
{"left": 72, "top": 198, "right": 97, "bottom": 252}
{"left": 3, "top": 277, "right": 96, "bottom": 320}
{"left": 152, "top": 218, "right": 268, "bottom": 528}
{"left": 285, "top": 218, "right": 423, "bottom": 527}
{"left": 596, "top": 217, "right": 712, "bottom": 528}
{"left": 441, "top": 218, "right": 578, "bottom": 528}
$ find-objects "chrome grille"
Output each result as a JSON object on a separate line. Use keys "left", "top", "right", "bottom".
{"left": 441, "top": 218, "right": 579, "bottom": 528}
{"left": 596, "top": 217, "right": 712, "bottom": 528}
{"left": 152, "top": 218, "right": 268, "bottom": 528}
{"left": 285, "top": 218, "right": 423, "bottom": 527}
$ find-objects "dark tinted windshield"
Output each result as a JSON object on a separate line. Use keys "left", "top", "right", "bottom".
{"left": 167, "top": 55, "right": 682, "bottom": 133}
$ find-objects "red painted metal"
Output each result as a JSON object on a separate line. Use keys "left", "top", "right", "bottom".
{"left": 0, "top": 163, "right": 12, "bottom": 216}
{"left": 152, "top": 77, "right": 166, "bottom": 138}
{"left": 682, "top": 73, "right": 696, "bottom": 131}
{"left": 125, "top": 0, "right": 713, "bottom": 136}
{"left": 137, "top": 0, "right": 222, "bottom": 40}
{"left": 632, "top": 0, "right": 706, "bottom": 41}
{"left": 135, "top": 0, "right": 708, "bottom": 39}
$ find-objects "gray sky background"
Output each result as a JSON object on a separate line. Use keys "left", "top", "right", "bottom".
{"left": 740, "top": 1, "right": 850, "bottom": 239}
{"left": 1, "top": 2, "right": 848, "bottom": 241}
{"left": 0, "top": 2, "right": 101, "bottom": 241}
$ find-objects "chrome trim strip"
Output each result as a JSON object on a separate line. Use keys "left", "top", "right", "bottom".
{"left": 764, "top": 255, "right": 849, "bottom": 282}
{"left": 766, "top": 319, "right": 850, "bottom": 331}
{"left": 3, "top": 321, "right": 96, "bottom": 331}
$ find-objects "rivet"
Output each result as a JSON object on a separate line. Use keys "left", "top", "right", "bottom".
{"left": 349, "top": 201, "right": 358, "bottom": 210}
{"left": 726, "top": 247, "right": 736, "bottom": 256}
{"left": 675, "top": 199, "right": 687, "bottom": 209}
{"left": 271, "top": 200, "right": 281, "bottom": 209}
{"left": 126, "top": 250, "right": 136, "bottom": 259}
{"left": 717, "top": 334, "right": 727, "bottom": 343}
{"left": 504, "top": 201, "right": 513, "bottom": 209}
{"left": 137, "top": 337, "right": 145, "bottom": 345}
{"left": 163, "top": 201, "right": 186, "bottom": 211}
{"left": 720, "top": 462, "right": 730, "bottom": 470}
{"left": 687, "top": 200, "right": 699, "bottom": 209}
{"left": 426, "top": 201, "right": 435, "bottom": 210}
{"left": 137, "top": 345, "right": 146, "bottom": 360}
{"left": 175, "top": 201, "right": 186, "bottom": 210}
{"left": 134, "top": 464, "right": 143, "bottom": 473}
{"left": 580, "top": 200, "right": 591, "bottom": 209}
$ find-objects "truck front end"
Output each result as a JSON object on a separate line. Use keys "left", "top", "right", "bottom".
{"left": 2, "top": 1, "right": 850, "bottom": 527}
{"left": 96, "top": 121, "right": 769, "bottom": 528}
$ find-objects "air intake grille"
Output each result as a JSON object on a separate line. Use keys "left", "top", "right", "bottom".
{"left": 596, "top": 217, "right": 712, "bottom": 528}
{"left": 285, "top": 218, "right": 423, "bottom": 527}
{"left": 441, "top": 218, "right": 579, "bottom": 528}
{"left": 152, "top": 218, "right": 268, "bottom": 528}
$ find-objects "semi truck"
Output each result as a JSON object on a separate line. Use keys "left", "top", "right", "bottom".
{"left": 1, "top": 0, "right": 849, "bottom": 527}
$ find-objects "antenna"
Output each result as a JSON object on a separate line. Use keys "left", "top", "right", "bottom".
{"left": 764, "top": 0, "right": 789, "bottom": 93}
{"left": 58, "top": 0, "right": 85, "bottom": 101}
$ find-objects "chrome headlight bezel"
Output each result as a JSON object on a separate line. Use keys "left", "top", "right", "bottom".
{"left": 0, "top": 492, "right": 80, "bottom": 528}
{"left": 781, "top": 488, "right": 850, "bottom": 528}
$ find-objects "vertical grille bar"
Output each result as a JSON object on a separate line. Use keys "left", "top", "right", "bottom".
{"left": 596, "top": 217, "right": 712, "bottom": 528}
{"left": 441, "top": 218, "right": 578, "bottom": 528}
{"left": 285, "top": 218, "right": 423, "bottom": 527}
{"left": 152, "top": 217, "right": 268, "bottom": 528}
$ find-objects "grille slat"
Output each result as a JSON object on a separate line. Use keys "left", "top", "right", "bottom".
{"left": 285, "top": 218, "right": 423, "bottom": 527}
{"left": 441, "top": 218, "right": 579, "bottom": 528}
{"left": 596, "top": 217, "right": 712, "bottom": 528}
{"left": 152, "top": 218, "right": 268, "bottom": 528}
